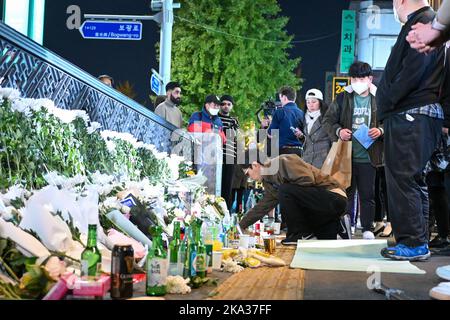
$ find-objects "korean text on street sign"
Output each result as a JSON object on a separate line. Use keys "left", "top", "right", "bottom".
{"left": 151, "top": 73, "right": 162, "bottom": 95}
{"left": 340, "top": 10, "right": 356, "bottom": 74}
{"left": 80, "top": 20, "right": 142, "bottom": 40}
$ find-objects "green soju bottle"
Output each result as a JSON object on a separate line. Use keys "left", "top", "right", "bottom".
{"left": 146, "top": 226, "right": 168, "bottom": 296}
{"left": 194, "top": 219, "right": 207, "bottom": 279}
{"left": 188, "top": 225, "right": 197, "bottom": 278}
{"left": 179, "top": 226, "right": 189, "bottom": 278}
{"left": 169, "top": 221, "right": 181, "bottom": 276}
{"left": 81, "top": 224, "right": 102, "bottom": 280}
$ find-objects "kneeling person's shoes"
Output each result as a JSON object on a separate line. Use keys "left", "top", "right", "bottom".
{"left": 380, "top": 243, "right": 430, "bottom": 261}
{"left": 429, "top": 236, "right": 450, "bottom": 249}
{"left": 281, "top": 233, "right": 316, "bottom": 246}
{"left": 338, "top": 214, "right": 352, "bottom": 240}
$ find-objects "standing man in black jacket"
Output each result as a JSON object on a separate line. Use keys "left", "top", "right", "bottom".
{"left": 377, "top": 0, "right": 445, "bottom": 261}
{"left": 218, "top": 95, "right": 240, "bottom": 210}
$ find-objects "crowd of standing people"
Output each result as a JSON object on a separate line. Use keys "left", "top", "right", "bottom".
{"left": 151, "top": 0, "right": 450, "bottom": 265}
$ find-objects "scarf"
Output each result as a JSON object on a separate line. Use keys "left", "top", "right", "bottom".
{"left": 306, "top": 110, "right": 321, "bottom": 133}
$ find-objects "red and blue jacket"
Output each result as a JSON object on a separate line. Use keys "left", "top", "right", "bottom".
{"left": 188, "top": 107, "right": 226, "bottom": 144}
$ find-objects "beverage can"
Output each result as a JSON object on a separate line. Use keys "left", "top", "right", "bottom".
{"left": 110, "top": 244, "right": 134, "bottom": 299}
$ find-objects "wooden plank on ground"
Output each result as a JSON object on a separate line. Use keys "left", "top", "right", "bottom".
{"left": 210, "top": 246, "right": 305, "bottom": 300}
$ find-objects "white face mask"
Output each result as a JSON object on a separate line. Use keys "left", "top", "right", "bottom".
{"left": 209, "top": 108, "right": 220, "bottom": 116}
{"left": 351, "top": 81, "right": 370, "bottom": 95}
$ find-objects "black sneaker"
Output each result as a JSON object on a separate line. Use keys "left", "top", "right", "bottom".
{"left": 338, "top": 214, "right": 352, "bottom": 240}
{"left": 429, "top": 236, "right": 450, "bottom": 249}
{"left": 281, "top": 233, "right": 316, "bottom": 246}
{"left": 431, "top": 245, "right": 450, "bottom": 256}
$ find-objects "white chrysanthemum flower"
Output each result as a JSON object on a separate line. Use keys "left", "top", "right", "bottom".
{"left": 50, "top": 108, "right": 76, "bottom": 124}
{"left": 0, "top": 206, "right": 14, "bottom": 221}
{"left": 90, "top": 171, "right": 115, "bottom": 185}
{"left": 154, "top": 151, "right": 168, "bottom": 160}
{"left": 105, "top": 140, "right": 116, "bottom": 153}
{"left": 174, "top": 208, "right": 186, "bottom": 219}
{"left": 36, "top": 98, "right": 56, "bottom": 112}
{"left": 142, "top": 143, "right": 157, "bottom": 153}
{"left": 166, "top": 276, "right": 191, "bottom": 294}
{"left": 43, "top": 171, "right": 67, "bottom": 186}
{"left": 0, "top": 87, "right": 21, "bottom": 100}
{"left": 222, "top": 258, "right": 243, "bottom": 273}
{"left": 134, "top": 141, "right": 144, "bottom": 149}
{"left": 11, "top": 99, "right": 31, "bottom": 116}
{"left": 1, "top": 185, "right": 27, "bottom": 204}
{"left": 102, "top": 197, "right": 121, "bottom": 210}
{"left": 73, "top": 110, "right": 90, "bottom": 125}
{"left": 64, "top": 174, "right": 87, "bottom": 188}
{"left": 87, "top": 122, "right": 102, "bottom": 134}
{"left": 140, "top": 182, "right": 163, "bottom": 200}
{"left": 184, "top": 214, "right": 193, "bottom": 225}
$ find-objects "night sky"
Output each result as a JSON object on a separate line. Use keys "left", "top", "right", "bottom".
{"left": 44, "top": 0, "right": 350, "bottom": 107}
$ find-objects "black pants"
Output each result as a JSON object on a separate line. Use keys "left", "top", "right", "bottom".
{"left": 278, "top": 184, "right": 347, "bottom": 239}
{"left": 384, "top": 114, "right": 442, "bottom": 247}
{"left": 279, "top": 147, "right": 303, "bottom": 157}
{"left": 221, "top": 164, "right": 236, "bottom": 210}
{"left": 427, "top": 171, "right": 450, "bottom": 238}
{"left": 232, "top": 188, "right": 245, "bottom": 213}
{"left": 346, "top": 162, "right": 377, "bottom": 232}
{"left": 375, "top": 166, "right": 390, "bottom": 222}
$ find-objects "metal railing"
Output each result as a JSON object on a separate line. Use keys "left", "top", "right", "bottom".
{"left": 0, "top": 21, "right": 195, "bottom": 161}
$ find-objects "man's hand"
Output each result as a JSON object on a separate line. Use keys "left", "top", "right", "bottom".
{"left": 339, "top": 128, "right": 352, "bottom": 141}
{"left": 261, "top": 118, "right": 270, "bottom": 129}
{"left": 368, "top": 128, "right": 382, "bottom": 139}
{"left": 443, "top": 127, "right": 449, "bottom": 135}
{"left": 407, "top": 22, "right": 444, "bottom": 54}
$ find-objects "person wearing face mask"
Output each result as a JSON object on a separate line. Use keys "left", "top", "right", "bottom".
{"left": 323, "top": 61, "right": 384, "bottom": 241}
{"left": 376, "top": 0, "right": 446, "bottom": 261}
{"left": 300, "top": 89, "right": 331, "bottom": 169}
{"left": 187, "top": 94, "right": 226, "bottom": 144}
{"left": 155, "top": 81, "right": 183, "bottom": 128}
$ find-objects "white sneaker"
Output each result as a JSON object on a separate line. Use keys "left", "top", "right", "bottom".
{"left": 436, "top": 265, "right": 450, "bottom": 281}
{"left": 429, "top": 282, "right": 450, "bottom": 300}
{"left": 363, "top": 231, "right": 375, "bottom": 240}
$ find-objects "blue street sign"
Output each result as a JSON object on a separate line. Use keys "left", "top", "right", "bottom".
{"left": 151, "top": 74, "right": 162, "bottom": 95}
{"left": 79, "top": 20, "right": 142, "bottom": 40}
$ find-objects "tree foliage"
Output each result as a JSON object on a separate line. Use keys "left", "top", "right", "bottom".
{"left": 169, "top": 0, "right": 302, "bottom": 125}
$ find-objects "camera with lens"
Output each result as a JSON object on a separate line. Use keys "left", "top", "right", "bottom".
{"left": 256, "top": 98, "right": 281, "bottom": 126}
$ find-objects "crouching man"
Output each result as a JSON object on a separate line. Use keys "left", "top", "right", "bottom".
{"left": 239, "top": 154, "right": 348, "bottom": 245}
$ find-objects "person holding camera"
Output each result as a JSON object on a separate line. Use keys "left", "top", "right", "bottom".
{"left": 267, "top": 86, "right": 304, "bottom": 157}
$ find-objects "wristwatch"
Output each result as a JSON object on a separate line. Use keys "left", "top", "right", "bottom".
{"left": 432, "top": 16, "right": 447, "bottom": 32}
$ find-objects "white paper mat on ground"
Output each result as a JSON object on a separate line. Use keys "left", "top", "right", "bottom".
{"left": 290, "top": 239, "right": 425, "bottom": 274}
